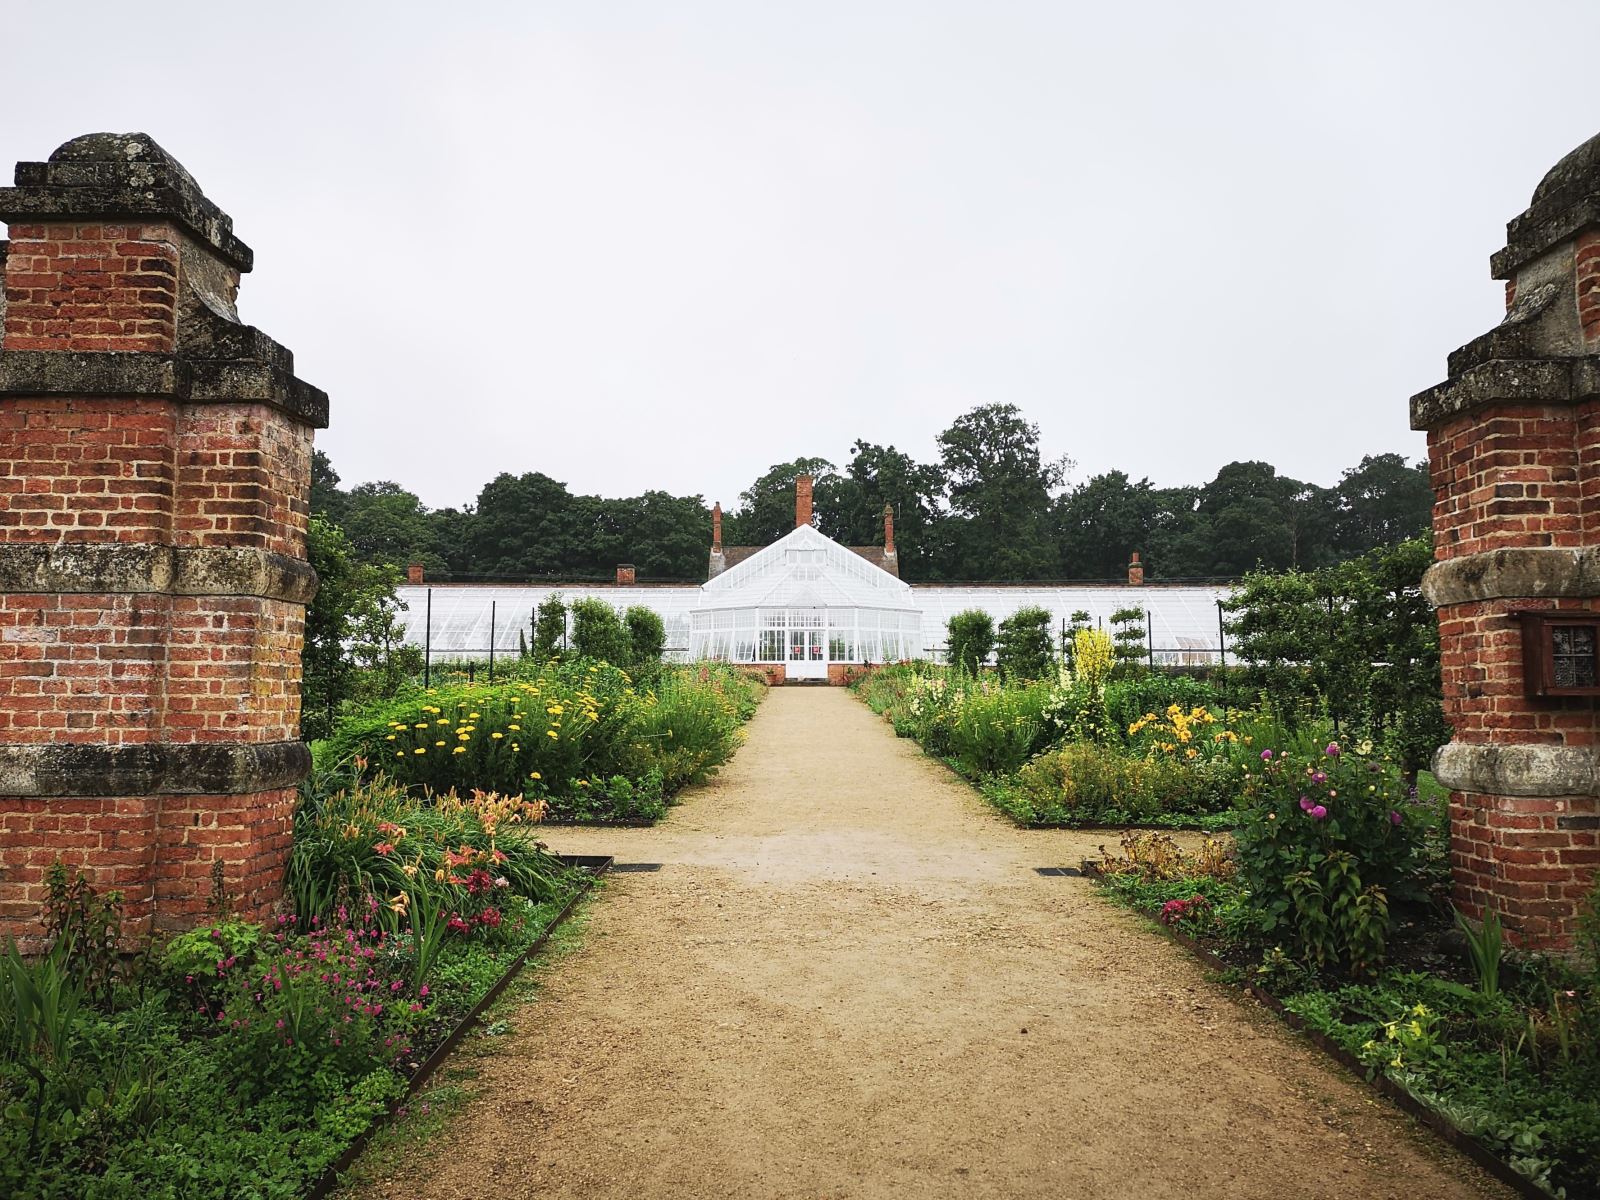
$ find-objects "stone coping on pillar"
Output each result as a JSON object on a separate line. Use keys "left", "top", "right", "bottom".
{"left": 0, "top": 545, "right": 318, "bottom": 604}
{"left": 1491, "top": 131, "right": 1600, "bottom": 281}
{"left": 1408, "top": 357, "right": 1600, "bottom": 430}
{"left": 1422, "top": 548, "right": 1600, "bottom": 607}
{"left": 0, "top": 740, "right": 311, "bottom": 798}
{"left": 1435, "top": 741, "right": 1600, "bottom": 802}
{"left": 0, "top": 133, "right": 252, "bottom": 271}
{"left": 0, "top": 349, "right": 329, "bottom": 428}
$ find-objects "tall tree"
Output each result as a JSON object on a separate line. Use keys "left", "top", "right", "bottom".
{"left": 937, "top": 404, "right": 1069, "bottom": 579}
{"left": 1334, "top": 453, "right": 1433, "bottom": 556}
{"left": 833, "top": 441, "right": 946, "bottom": 579}
{"left": 725, "top": 457, "right": 841, "bottom": 546}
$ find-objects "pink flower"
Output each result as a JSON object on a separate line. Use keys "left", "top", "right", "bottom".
{"left": 419, "top": 985, "right": 430, "bottom": 997}
{"left": 1309, "top": 804, "right": 1328, "bottom": 820}
{"left": 1298, "top": 796, "right": 1313, "bottom": 812}
{"left": 1325, "top": 742, "right": 1341, "bottom": 757}
{"left": 1311, "top": 771, "right": 1327, "bottom": 784}
{"left": 374, "top": 842, "right": 395, "bottom": 856}
{"left": 1389, "top": 810, "right": 1403, "bottom": 825}
{"left": 1260, "top": 749, "right": 1273, "bottom": 761}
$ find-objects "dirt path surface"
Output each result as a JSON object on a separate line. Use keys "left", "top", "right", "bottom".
{"left": 348, "top": 689, "right": 1508, "bottom": 1200}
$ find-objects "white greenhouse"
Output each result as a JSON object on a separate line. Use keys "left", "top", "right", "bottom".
{"left": 688, "top": 524, "right": 923, "bottom": 679}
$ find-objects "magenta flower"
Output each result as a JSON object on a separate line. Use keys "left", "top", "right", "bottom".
{"left": 1325, "top": 742, "right": 1341, "bottom": 757}
{"left": 1311, "top": 771, "right": 1326, "bottom": 784}
{"left": 1309, "top": 804, "right": 1328, "bottom": 820}
{"left": 1260, "top": 749, "right": 1273, "bottom": 761}
{"left": 1389, "top": 810, "right": 1402, "bottom": 825}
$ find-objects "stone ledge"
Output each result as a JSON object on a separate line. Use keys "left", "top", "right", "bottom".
{"left": 0, "top": 350, "right": 329, "bottom": 429}
{"left": 1434, "top": 742, "right": 1600, "bottom": 797}
{"left": 0, "top": 740, "right": 310, "bottom": 798}
{"left": 1422, "top": 548, "right": 1600, "bottom": 607}
{"left": 1407, "top": 358, "right": 1600, "bottom": 430}
{"left": 0, "top": 545, "right": 318, "bottom": 604}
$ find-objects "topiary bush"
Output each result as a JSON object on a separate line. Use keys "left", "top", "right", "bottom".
{"left": 946, "top": 609, "right": 995, "bottom": 674}
{"left": 996, "top": 605, "right": 1054, "bottom": 681}
{"left": 571, "top": 598, "right": 631, "bottom": 665}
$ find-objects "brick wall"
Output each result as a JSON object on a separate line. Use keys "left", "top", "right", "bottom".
{"left": 0, "top": 134, "right": 326, "bottom": 944}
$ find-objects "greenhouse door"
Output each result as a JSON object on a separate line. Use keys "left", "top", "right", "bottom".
{"left": 787, "top": 624, "right": 827, "bottom": 680}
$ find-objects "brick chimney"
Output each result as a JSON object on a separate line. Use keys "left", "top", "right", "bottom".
{"left": 616, "top": 564, "right": 636, "bottom": 586}
{"left": 708, "top": 501, "right": 726, "bottom": 579}
{"left": 1127, "top": 552, "right": 1144, "bottom": 586}
{"left": 407, "top": 563, "right": 424, "bottom": 585}
{"left": 882, "top": 503, "right": 899, "bottom": 576}
{"left": 796, "top": 475, "right": 813, "bottom": 528}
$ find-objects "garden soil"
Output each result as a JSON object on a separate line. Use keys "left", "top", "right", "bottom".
{"left": 345, "top": 688, "right": 1512, "bottom": 1200}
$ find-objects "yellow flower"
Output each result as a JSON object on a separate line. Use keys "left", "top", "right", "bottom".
{"left": 396, "top": 750, "right": 405, "bottom": 758}
{"left": 385, "top": 734, "right": 396, "bottom": 741}
{"left": 436, "top": 740, "right": 446, "bottom": 747}
{"left": 454, "top": 746, "right": 467, "bottom": 754}
{"left": 509, "top": 724, "right": 521, "bottom": 731}
{"left": 547, "top": 730, "right": 559, "bottom": 739}
{"left": 492, "top": 732, "right": 504, "bottom": 740}
{"left": 530, "top": 772, "right": 542, "bottom": 780}
{"left": 414, "top": 748, "right": 426, "bottom": 755}
{"left": 469, "top": 712, "right": 480, "bottom": 719}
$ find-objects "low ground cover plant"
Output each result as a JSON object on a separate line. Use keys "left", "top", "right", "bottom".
{"left": 1, "top": 794, "right": 588, "bottom": 1200}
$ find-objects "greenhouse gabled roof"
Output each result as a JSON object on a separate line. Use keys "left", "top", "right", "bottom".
{"left": 700, "top": 524, "right": 914, "bottom": 610}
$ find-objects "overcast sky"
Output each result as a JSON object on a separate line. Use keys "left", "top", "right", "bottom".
{"left": 8, "top": 1, "right": 1599, "bottom": 511}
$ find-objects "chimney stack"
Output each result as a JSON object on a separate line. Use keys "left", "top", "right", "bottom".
{"left": 883, "top": 504, "right": 896, "bottom": 556}
{"left": 407, "top": 563, "right": 425, "bottom": 585}
{"left": 616, "top": 564, "right": 636, "bottom": 586}
{"left": 1127, "top": 552, "right": 1144, "bottom": 586}
{"left": 796, "top": 475, "right": 814, "bottom": 528}
{"left": 708, "top": 501, "right": 726, "bottom": 579}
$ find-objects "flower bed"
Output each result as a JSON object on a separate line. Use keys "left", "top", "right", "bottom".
{"left": 854, "top": 660, "right": 1251, "bottom": 829}
{"left": 1083, "top": 741, "right": 1600, "bottom": 1199}
{"left": 1, "top": 780, "right": 597, "bottom": 1200}
{"left": 326, "top": 659, "right": 763, "bottom": 822}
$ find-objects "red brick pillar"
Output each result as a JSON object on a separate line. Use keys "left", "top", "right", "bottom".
{"left": 1412, "top": 132, "right": 1600, "bottom": 951}
{"left": 795, "top": 475, "right": 813, "bottom": 528}
{"left": 0, "top": 134, "right": 327, "bottom": 944}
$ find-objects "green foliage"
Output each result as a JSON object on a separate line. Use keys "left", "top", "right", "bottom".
{"left": 1454, "top": 905, "right": 1503, "bottom": 1000}
{"left": 943, "top": 680, "right": 1053, "bottom": 777}
{"left": 326, "top": 660, "right": 760, "bottom": 821}
{"left": 1233, "top": 742, "right": 1426, "bottom": 975}
{"left": 946, "top": 609, "right": 995, "bottom": 674}
{"left": 990, "top": 742, "right": 1238, "bottom": 827}
{"left": 41, "top": 863, "right": 123, "bottom": 1006}
{"left": 1103, "top": 673, "right": 1223, "bottom": 735}
{"left": 304, "top": 515, "right": 420, "bottom": 740}
{"left": 1109, "top": 606, "right": 1146, "bottom": 670}
{"left": 1225, "top": 536, "right": 1448, "bottom": 774}
{"left": 533, "top": 593, "right": 567, "bottom": 660}
{"left": 570, "top": 598, "right": 631, "bottom": 665}
{"left": 995, "top": 605, "right": 1054, "bottom": 681}
{"left": 624, "top": 605, "right": 667, "bottom": 667}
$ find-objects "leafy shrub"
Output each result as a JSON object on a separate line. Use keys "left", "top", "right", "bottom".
{"left": 571, "top": 598, "right": 631, "bottom": 665}
{"left": 533, "top": 593, "right": 567, "bottom": 659}
{"left": 945, "top": 679, "right": 1052, "bottom": 776}
{"left": 1110, "top": 605, "right": 1146, "bottom": 670}
{"left": 625, "top": 605, "right": 667, "bottom": 667}
{"left": 946, "top": 609, "right": 994, "bottom": 674}
{"left": 1233, "top": 741, "right": 1427, "bottom": 976}
{"left": 994, "top": 742, "right": 1237, "bottom": 825}
{"left": 996, "top": 605, "right": 1054, "bottom": 681}
{"left": 1104, "top": 673, "right": 1224, "bottom": 738}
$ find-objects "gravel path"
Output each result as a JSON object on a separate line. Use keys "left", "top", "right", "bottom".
{"left": 347, "top": 687, "right": 1508, "bottom": 1200}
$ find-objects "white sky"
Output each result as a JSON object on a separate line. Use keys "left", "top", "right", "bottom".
{"left": 7, "top": 1, "right": 1599, "bottom": 510}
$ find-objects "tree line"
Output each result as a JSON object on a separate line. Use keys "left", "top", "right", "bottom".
{"left": 312, "top": 403, "right": 1432, "bottom": 583}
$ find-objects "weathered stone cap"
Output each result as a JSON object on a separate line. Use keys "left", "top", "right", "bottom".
{"left": 0, "top": 133, "right": 252, "bottom": 272}
{"left": 1491, "top": 130, "right": 1600, "bottom": 280}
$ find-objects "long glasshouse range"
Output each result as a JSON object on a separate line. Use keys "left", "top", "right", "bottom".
{"left": 395, "top": 476, "right": 1234, "bottom": 682}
